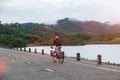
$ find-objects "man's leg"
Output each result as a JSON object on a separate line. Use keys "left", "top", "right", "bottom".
{"left": 55, "top": 47, "right": 59, "bottom": 59}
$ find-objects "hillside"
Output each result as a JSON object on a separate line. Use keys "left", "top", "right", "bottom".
{"left": 1, "top": 18, "right": 120, "bottom": 47}
{"left": 10, "top": 18, "right": 120, "bottom": 35}
{"left": 55, "top": 18, "right": 120, "bottom": 35}
{"left": 0, "top": 23, "right": 30, "bottom": 48}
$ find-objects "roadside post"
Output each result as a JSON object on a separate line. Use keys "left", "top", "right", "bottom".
{"left": 16, "top": 47, "right": 18, "bottom": 51}
{"left": 29, "top": 48, "right": 31, "bottom": 53}
{"left": 35, "top": 48, "right": 37, "bottom": 53}
{"left": 97, "top": 54, "right": 102, "bottom": 64}
{"left": 13, "top": 47, "right": 15, "bottom": 50}
{"left": 76, "top": 53, "right": 80, "bottom": 61}
{"left": 42, "top": 49, "right": 44, "bottom": 55}
{"left": 24, "top": 47, "right": 26, "bottom": 52}
{"left": 20, "top": 48, "right": 22, "bottom": 51}
{"left": 50, "top": 50, "right": 52, "bottom": 56}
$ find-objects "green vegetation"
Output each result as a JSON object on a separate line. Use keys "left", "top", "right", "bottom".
{"left": 1, "top": 18, "right": 120, "bottom": 48}
{"left": 88, "top": 33, "right": 120, "bottom": 44}
{"left": 0, "top": 23, "right": 29, "bottom": 48}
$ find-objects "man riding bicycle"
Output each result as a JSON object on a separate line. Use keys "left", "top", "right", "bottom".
{"left": 51, "top": 36, "right": 62, "bottom": 57}
{"left": 51, "top": 35, "right": 64, "bottom": 63}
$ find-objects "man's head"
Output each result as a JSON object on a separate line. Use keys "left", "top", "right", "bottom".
{"left": 55, "top": 36, "right": 59, "bottom": 39}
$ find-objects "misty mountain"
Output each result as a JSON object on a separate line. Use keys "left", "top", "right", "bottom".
{"left": 9, "top": 17, "right": 120, "bottom": 35}
{"left": 55, "top": 18, "right": 120, "bottom": 35}
{"left": 1, "top": 18, "right": 120, "bottom": 47}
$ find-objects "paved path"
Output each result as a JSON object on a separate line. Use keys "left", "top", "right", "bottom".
{"left": 0, "top": 48, "right": 120, "bottom": 80}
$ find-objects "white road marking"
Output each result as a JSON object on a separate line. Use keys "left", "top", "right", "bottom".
{"left": 45, "top": 68, "right": 54, "bottom": 72}
{"left": 25, "top": 61, "right": 32, "bottom": 64}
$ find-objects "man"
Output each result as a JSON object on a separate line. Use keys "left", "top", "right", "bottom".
{"left": 51, "top": 36, "right": 62, "bottom": 55}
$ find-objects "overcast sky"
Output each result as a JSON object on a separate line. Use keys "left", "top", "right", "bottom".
{"left": 0, "top": 0, "right": 120, "bottom": 24}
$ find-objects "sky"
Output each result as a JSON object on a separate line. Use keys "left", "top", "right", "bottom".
{"left": 0, "top": 0, "right": 120, "bottom": 24}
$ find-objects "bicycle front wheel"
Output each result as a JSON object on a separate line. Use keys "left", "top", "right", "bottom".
{"left": 52, "top": 52, "right": 57, "bottom": 62}
{"left": 59, "top": 52, "right": 64, "bottom": 64}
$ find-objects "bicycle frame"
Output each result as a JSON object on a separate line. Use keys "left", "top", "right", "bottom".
{"left": 51, "top": 46, "right": 64, "bottom": 64}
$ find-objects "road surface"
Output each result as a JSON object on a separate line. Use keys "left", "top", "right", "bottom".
{"left": 0, "top": 48, "right": 120, "bottom": 80}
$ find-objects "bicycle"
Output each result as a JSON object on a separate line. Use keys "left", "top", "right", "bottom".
{"left": 50, "top": 46, "right": 64, "bottom": 64}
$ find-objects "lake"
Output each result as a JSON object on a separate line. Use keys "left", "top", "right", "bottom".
{"left": 26, "top": 44, "right": 120, "bottom": 64}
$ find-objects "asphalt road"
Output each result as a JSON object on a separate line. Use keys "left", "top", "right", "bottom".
{"left": 0, "top": 48, "right": 120, "bottom": 80}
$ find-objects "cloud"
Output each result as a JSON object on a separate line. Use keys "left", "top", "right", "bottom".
{"left": 0, "top": 0, "right": 120, "bottom": 24}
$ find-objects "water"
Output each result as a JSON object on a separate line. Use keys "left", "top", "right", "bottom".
{"left": 26, "top": 44, "right": 120, "bottom": 64}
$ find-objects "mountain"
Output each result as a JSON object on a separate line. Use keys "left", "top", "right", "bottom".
{"left": 55, "top": 18, "right": 120, "bottom": 35}
{"left": 9, "top": 18, "right": 120, "bottom": 35}
{"left": 56, "top": 18, "right": 83, "bottom": 33}
{"left": 1, "top": 17, "right": 120, "bottom": 47}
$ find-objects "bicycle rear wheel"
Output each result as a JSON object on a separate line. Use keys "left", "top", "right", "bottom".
{"left": 58, "top": 52, "right": 64, "bottom": 64}
{"left": 52, "top": 52, "right": 57, "bottom": 62}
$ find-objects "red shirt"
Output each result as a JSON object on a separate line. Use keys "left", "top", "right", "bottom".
{"left": 53, "top": 39, "right": 62, "bottom": 46}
